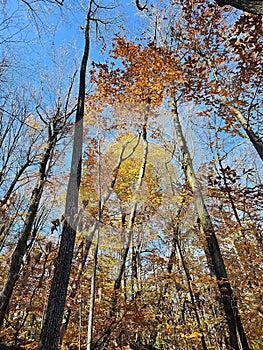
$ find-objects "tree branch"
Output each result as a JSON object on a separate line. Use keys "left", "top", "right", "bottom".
{"left": 135, "top": 0, "right": 147, "bottom": 11}
{"left": 216, "top": 0, "right": 263, "bottom": 15}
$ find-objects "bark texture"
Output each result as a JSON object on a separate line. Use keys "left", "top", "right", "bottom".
{"left": 216, "top": 0, "right": 263, "bottom": 15}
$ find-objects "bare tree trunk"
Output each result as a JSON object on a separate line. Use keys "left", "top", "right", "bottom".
{"left": 131, "top": 237, "right": 142, "bottom": 299}
{"left": 86, "top": 134, "right": 102, "bottom": 350}
{"left": 216, "top": 0, "right": 263, "bottom": 15}
{"left": 0, "top": 124, "right": 58, "bottom": 327}
{"left": 171, "top": 97, "right": 250, "bottom": 350}
{"left": 174, "top": 225, "right": 208, "bottom": 350}
{"left": 94, "top": 114, "right": 149, "bottom": 350}
{"left": 71, "top": 133, "right": 141, "bottom": 299}
{"left": 205, "top": 57, "right": 263, "bottom": 163}
{"left": 113, "top": 124, "right": 148, "bottom": 311}
{"left": 228, "top": 105, "right": 263, "bottom": 162}
{"left": 86, "top": 237, "right": 99, "bottom": 350}
{"left": 37, "top": 3, "right": 92, "bottom": 349}
{"left": 164, "top": 192, "right": 207, "bottom": 350}
{"left": 114, "top": 116, "right": 148, "bottom": 294}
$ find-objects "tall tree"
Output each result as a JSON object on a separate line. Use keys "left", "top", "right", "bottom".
{"left": 171, "top": 98, "right": 250, "bottom": 350}
{"left": 37, "top": 2, "right": 92, "bottom": 349}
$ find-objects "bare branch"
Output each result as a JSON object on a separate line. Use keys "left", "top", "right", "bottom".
{"left": 135, "top": 0, "right": 147, "bottom": 11}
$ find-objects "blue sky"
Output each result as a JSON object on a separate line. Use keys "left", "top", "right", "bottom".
{"left": 1, "top": 1, "right": 146, "bottom": 68}
{"left": 0, "top": 0, "right": 153, "bottom": 114}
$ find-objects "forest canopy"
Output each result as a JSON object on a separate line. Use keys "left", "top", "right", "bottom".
{"left": 0, "top": 1, "right": 262, "bottom": 350}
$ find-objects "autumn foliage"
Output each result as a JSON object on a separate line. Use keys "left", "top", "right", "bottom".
{"left": 0, "top": 1, "right": 263, "bottom": 350}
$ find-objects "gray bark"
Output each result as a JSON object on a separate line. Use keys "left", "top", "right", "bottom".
{"left": 228, "top": 105, "right": 263, "bottom": 162}
{"left": 216, "top": 0, "right": 263, "bottom": 15}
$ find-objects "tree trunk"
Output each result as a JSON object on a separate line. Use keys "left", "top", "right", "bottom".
{"left": 205, "top": 57, "right": 263, "bottom": 163}
{"left": 114, "top": 117, "right": 148, "bottom": 293}
{"left": 228, "top": 105, "right": 263, "bottom": 162}
{"left": 171, "top": 97, "right": 250, "bottom": 350}
{"left": 71, "top": 133, "right": 141, "bottom": 298}
{"left": 0, "top": 127, "right": 58, "bottom": 327}
{"left": 131, "top": 240, "right": 142, "bottom": 299}
{"left": 58, "top": 134, "right": 142, "bottom": 345}
{"left": 174, "top": 226, "right": 208, "bottom": 350}
{"left": 37, "top": 3, "right": 91, "bottom": 349}
{"left": 94, "top": 115, "right": 149, "bottom": 350}
{"left": 86, "top": 135, "right": 102, "bottom": 350}
{"left": 86, "top": 238, "right": 99, "bottom": 350}
{"left": 164, "top": 193, "right": 207, "bottom": 350}
{"left": 216, "top": 0, "right": 263, "bottom": 15}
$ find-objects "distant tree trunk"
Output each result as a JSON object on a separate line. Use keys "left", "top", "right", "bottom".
{"left": 164, "top": 196, "right": 207, "bottom": 350}
{"left": 37, "top": 3, "right": 92, "bottom": 350}
{"left": 172, "top": 97, "right": 250, "bottom": 350}
{"left": 174, "top": 224, "right": 208, "bottom": 350}
{"left": 114, "top": 116, "right": 148, "bottom": 294}
{"left": 86, "top": 135, "right": 102, "bottom": 350}
{"left": 0, "top": 123, "right": 58, "bottom": 327}
{"left": 74, "top": 133, "right": 141, "bottom": 295}
{"left": 205, "top": 57, "right": 263, "bottom": 163}
{"left": 228, "top": 105, "right": 263, "bottom": 162}
{"left": 58, "top": 134, "right": 142, "bottom": 345}
{"left": 131, "top": 239, "right": 142, "bottom": 299}
{"left": 94, "top": 114, "right": 149, "bottom": 350}
{"left": 86, "top": 237, "right": 99, "bottom": 350}
{"left": 216, "top": 0, "right": 263, "bottom": 15}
